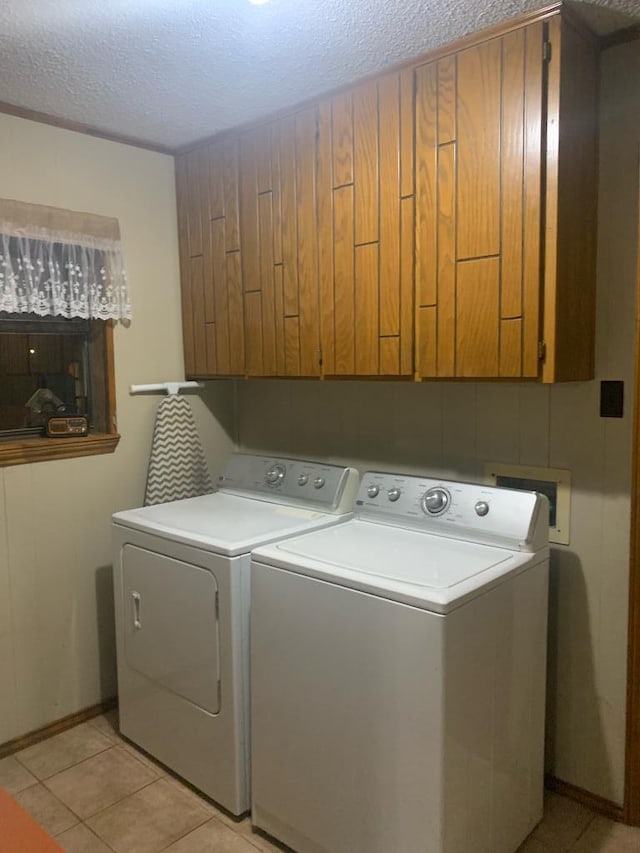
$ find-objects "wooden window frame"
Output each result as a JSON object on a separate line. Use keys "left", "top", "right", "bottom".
{"left": 0, "top": 320, "right": 120, "bottom": 467}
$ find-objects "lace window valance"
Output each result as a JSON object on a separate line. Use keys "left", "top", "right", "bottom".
{"left": 0, "top": 198, "right": 131, "bottom": 321}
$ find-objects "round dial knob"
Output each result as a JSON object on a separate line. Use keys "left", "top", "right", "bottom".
{"left": 265, "top": 463, "right": 286, "bottom": 486}
{"left": 475, "top": 500, "right": 490, "bottom": 517}
{"left": 313, "top": 476, "right": 325, "bottom": 489}
{"left": 387, "top": 487, "right": 401, "bottom": 502}
{"left": 297, "top": 474, "right": 309, "bottom": 486}
{"left": 367, "top": 484, "right": 380, "bottom": 499}
{"left": 421, "top": 487, "right": 451, "bottom": 515}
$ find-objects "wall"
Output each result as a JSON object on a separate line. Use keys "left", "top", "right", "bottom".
{"left": 0, "top": 114, "right": 235, "bottom": 745}
{"left": 236, "top": 39, "right": 640, "bottom": 805}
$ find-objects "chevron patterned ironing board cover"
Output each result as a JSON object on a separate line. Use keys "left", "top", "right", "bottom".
{"left": 144, "top": 395, "right": 213, "bottom": 506}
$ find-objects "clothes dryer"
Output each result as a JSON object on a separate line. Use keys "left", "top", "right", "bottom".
{"left": 250, "top": 471, "right": 549, "bottom": 852}
{"left": 113, "top": 454, "right": 358, "bottom": 815}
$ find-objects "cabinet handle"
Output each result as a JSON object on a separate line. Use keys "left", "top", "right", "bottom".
{"left": 131, "top": 591, "right": 142, "bottom": 630}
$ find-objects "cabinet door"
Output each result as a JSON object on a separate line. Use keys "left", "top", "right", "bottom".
{"left": 239, "top": 109, "right": 321, "bottom": 377}
{"left": 317, "top": 71, "right": 414, "bottom": 376}
{"left": 414, "top": 23, "right": 544, "bottom": 379}
{"left": 176, "top": 140, "right": 244, "bottom": 377}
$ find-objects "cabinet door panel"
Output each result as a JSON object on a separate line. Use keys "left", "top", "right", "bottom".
{"left": 523, "top": 22, "right": 544, "bottom": 378}
{"left": 211, "top": 218, "right": 230, "bottom": 375}
{"left": 222, "top": 141, "right": 241, "bottom": 253}
{"left": 456, "top": 258, "right": 500, "bottom": 377}
{"left": 332, "top": 93, "right": 354, "bottom": 188}
{"left": 501, "top": 29, "right": 526, "bottom": 320}
{"left": 227, "top": 252, "right": 245, "bottom": 374}
{"left": 333, "top": 184, "right": 355, "bottom": 375}
{"left": 317, "top": 100, "right": 335, "bottom": 376}
{"left": 379, "top": 73, "right": 401, "bottom": 339}
{"left": 457, "top": 39, "right": 501, "bottom": 260}
{"left": 238, "top": 111, "right": 320, "bottom": 377}
{"left": 189, "top": 255, "right": 208, "bottom": 373}
{"left": 415, "top": 63, "right": 438, "bottom": 310}
{"left": 355, "top": 243, "right": 379, "bottom": 375}
{"left": 258, "top": 192, "right": 277, "bottom": 376}
{"left": 500, "top": 318, "right": 523, "bottom": 377}
{"left": 380, "top": 336, "right": 400, "bottom": 376}
{"left": 399, "top": 196, "right": 414, "bottom": 376}
{"left": 354, "top": 82, "right": 379, "bottom": 246}
{"left": 320, "top": 72, "right": 413, "bottom": 376}
{"left": 437, "top": 142, "right": 456, "bottom": 377}
{"left": 240, "top": 130, "right": 260, "bottom": 294}
{"left": 244, "top": 290, "right": 263, "bottom": 376}
{"left": 177, "top": 142, "right": 246, "bottom": 377}
{"left": 414, "top": 23, "right": 544, "bottom": 380}
{"left": 295, "top": 109, "right": 321, "bottom": 377}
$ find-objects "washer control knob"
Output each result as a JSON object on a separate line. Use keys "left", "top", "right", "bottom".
{"left": 297, "top": 474, "right": 309, "bottom": 486}
{"left": 265, "top": 463, "right": 286, "bottom": 486}
{"left": 367, "top": 484, "right": 380, "bottom": 499}
{"left": 475, "top": 500, "right": 490, "bottom": 517}
{"left": 387, "top": 488, "right": 401, "bottom": 502}
{"left": 313, "top": 476, "right": 325, "bottom": 489}
{"left": 421, "top": 487, "right": 451, "bottom": 515}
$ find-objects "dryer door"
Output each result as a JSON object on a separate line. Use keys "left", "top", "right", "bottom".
{"left": 122, "top": 544, "right": 221, "bottom": 714}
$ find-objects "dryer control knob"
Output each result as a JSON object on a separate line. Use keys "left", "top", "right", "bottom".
{"left": 265, "top": 463, "right": 286, "bottom": 486}
{"left": 475, "top": 501, "right": 490, "bottom": 517}
{"left": 367, "top": 484, "right": 380, "bottom": 498}
{"left": 298, "top": 474, "right": 309, "bottom": 486}
{"left": 387, "top": 488, "right": 401, "bottom": 502}
{"left": 313, "top": 477, "right": 325, "bottom": 489}
{"left": 421, "top": 487, "right": 450, "bottom": 515}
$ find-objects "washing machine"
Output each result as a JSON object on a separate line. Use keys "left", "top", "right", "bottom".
{"left": 250, "top": 471, "right": 550, "bottom": 853}
{"left": 112, "top": 453, "right": 359, "bottom": 815}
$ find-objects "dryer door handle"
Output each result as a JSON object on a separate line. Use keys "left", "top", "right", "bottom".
{"left": 131, "top": 591, "right": 142, "bottom": 630}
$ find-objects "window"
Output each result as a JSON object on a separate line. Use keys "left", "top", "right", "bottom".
{"left": 0, "top": 198, "right": 128, "bottom": 466}
{"left": 0, "top": 315, "right": 119, "bottom": 465}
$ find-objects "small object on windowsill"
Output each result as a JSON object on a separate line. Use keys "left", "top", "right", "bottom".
{"left": 45, "top": 415, "right": 89, "bottom": 438}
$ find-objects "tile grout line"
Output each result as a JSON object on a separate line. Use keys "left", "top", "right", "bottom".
{"left": 570, "top": 813, "right": 598, "bottom": 848}
{"left": 14, "top": 737, "right": 114, "bottom": 780}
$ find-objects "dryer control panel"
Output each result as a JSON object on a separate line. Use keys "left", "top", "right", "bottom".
{"left": 356, "top": 472, "right": 549, "bottom": 552}
{"left": 218, "top": 454, "right": 359, "bottom": 514}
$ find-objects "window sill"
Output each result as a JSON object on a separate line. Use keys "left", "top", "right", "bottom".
{"left": 0, "top": 432, "right": 120, "bottom": 467}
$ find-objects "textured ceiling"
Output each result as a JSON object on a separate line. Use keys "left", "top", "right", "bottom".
{"left": 0, "top": 0, "right": 638, "bottom": 149}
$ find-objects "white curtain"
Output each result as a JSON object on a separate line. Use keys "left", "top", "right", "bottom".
{"left": 0, "top": 198, "right": 131, "bottom": 322}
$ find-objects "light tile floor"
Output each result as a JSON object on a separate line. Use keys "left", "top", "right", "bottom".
{"left": 1, "top": 711, "right": 639, "bottom": 852}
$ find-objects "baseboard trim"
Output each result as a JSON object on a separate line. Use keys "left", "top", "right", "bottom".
{"left": 0, "top": 697, "right": 118, "bottom": 759}
{"left": 545, "top": 774, "right": 624, "bottom": 823}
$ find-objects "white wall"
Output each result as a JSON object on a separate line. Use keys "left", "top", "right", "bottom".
{"left": 235, "top": 40, "right": 640, "bottom": 805}
{"left": 0, "top": 114, "right": 235, "bottom": 744}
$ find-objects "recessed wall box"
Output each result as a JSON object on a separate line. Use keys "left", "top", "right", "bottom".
{"left": 484, "top": 462, "right": 571, "bottom": 546}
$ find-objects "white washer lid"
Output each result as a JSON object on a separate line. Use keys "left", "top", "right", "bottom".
{"left": 252, "top": 519, "right": 540, "bottom": 613}
{"left": 113, "top": 492, "right": 347, "bottom": 557}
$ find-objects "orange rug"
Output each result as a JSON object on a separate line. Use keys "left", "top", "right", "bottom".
{"left": 0, "top": 787, "right": 63, "bottom": 852}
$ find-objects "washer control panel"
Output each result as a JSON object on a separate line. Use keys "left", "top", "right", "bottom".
{"left": 356, "top": 471, "right": 548, "bottom": 551}
{"left": 218, "top": 454, "right": 359, "bottom": 513}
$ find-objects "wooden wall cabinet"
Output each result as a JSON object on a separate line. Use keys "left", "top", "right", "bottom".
{"left": 413, "top": 13, "right": 598, "bottom": 381}
{"left": 176, "top": 4, "right": 598, "bottom": 384}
